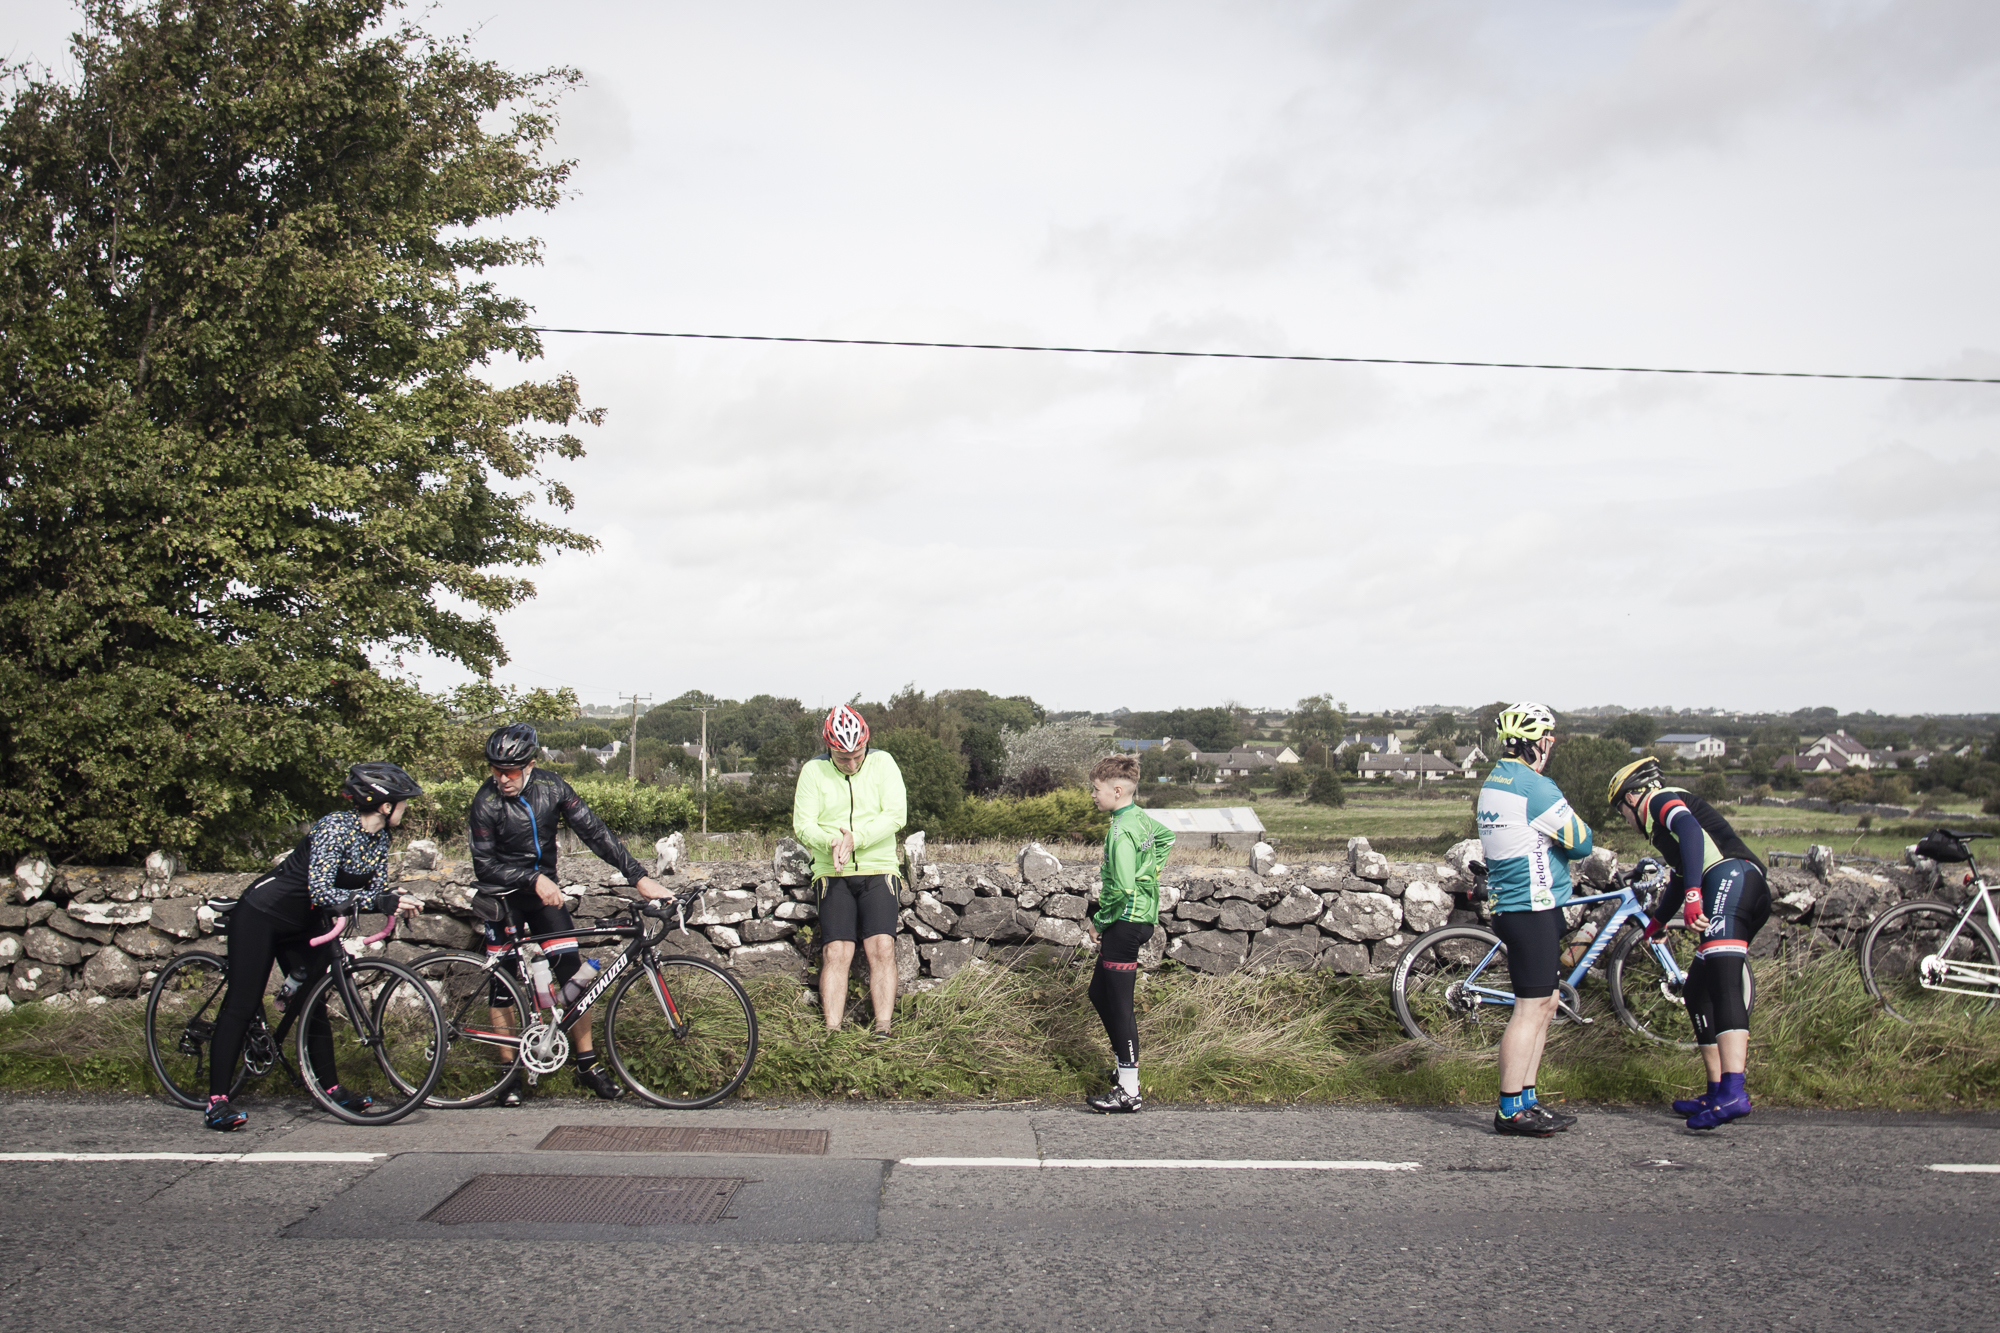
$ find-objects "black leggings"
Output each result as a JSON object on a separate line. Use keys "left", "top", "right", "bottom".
{"left": 209, "top": 906, "right": 336, "bottom": 1098}
{"left": 1684, "top": 861, "right": 1769, "bottom": 1045}
{"left": 1090, "top": 921, "right": 1152, "bottom": 1066}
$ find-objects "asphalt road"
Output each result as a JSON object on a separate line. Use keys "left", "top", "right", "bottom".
{"left": 2, "top": 1092, "right": 1996, "bottom": 1332}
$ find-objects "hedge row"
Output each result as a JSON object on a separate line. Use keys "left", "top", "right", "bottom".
{"left": 405, "top": 778, "right": 699, "bottom": 840}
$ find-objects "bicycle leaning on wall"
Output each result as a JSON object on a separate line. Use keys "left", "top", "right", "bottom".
{"left": 1392, "top": 858, "right": 1741, "bottom": 1050}
{"left": 1858, "top": 828, "right": 2000, "bottom": 1022}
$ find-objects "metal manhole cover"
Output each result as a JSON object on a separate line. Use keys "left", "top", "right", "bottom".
{"left": 536, "top": 1124, "right": 829, "bottom": 1156}
{"left": 422, "top": 1174, "right": 742, "bottom": 1226}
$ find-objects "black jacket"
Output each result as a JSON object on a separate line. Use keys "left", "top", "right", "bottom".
{"left": 468, "top": 769, "right": 650, "bottom": 895}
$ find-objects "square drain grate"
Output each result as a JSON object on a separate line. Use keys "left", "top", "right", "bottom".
{"left": 536, "top": 1124, "right": 829, "bottom": 1156}
{"left": 422, "top": 1173, "right": 742, "bottom": 1227}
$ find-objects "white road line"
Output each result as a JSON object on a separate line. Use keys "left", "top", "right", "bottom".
{"left": 901, "top": 1157, "right": 1420, "bottom": 1171}
{"left": 1928, "top": 1164, "right": 2000, "bottom": 1174}
{"left": 0, "top": 1151, "right": 386, "bottom": 1164}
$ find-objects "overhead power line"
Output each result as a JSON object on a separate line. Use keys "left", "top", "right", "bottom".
{"left": 527, "top": 326, "right": 1999, "bottom": 385}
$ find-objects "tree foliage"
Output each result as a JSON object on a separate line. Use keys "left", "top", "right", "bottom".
{"left": 1542, "top": 736, "right": 1633, "bottom": 832}
{"left": 1602, "top": 714, "right": 1658, "bottom": 748}
{"left": 1306, "top": 769, "right": 1346, "bottom": 807}
{"left": 871, "top": 728, "right": 965, "bottom": 826}
{"left": 1000, "top": 721, "right": 1114, "bottom": 793}
{"left": 1117, "top": 706, "right": 1243, "bottom": 752}
{"left": 0, "top": 1, "right": 597, "bottom": 865}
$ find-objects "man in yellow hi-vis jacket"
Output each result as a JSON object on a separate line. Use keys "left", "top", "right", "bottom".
{"left": 792, "top": 705, "right": 908, "bottom": 1036}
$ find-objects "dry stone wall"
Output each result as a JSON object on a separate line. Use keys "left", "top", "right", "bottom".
{"left": 0, "top": 835, "right": 1951, "bottom": 1014}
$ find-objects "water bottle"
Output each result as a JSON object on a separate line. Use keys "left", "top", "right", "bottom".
{"left": 556, "top": 959, "right": 602, "bottom": 1009}
{"left": 275, "top": 967, "right": 311, "bottom": 1007}
{"left": 524, "top": 948, "right": 555, "bottom": 1010}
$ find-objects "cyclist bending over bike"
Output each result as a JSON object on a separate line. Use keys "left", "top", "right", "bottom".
{"left": 470, "top": 724, "right": 674, "bottom": 1102}
{"left": 1609, "top": 758, "right": 1770, "bottom": 1130}
{"left": 1477, "top": 703, "right": 1593, "bottom": 1138}
{"left": 203, "top": 763, "right": 428, "bottom": 1131}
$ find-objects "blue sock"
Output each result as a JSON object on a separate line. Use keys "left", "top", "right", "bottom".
{"left": 1500, "top": 1090, "right": 1527, "bottom": 1117}
{"left": 1719, "top": 1072, "right": 1746, "bottom": 1102}
{"left": 1522, "top": 1085, "right": 1539, "bottom": 1107}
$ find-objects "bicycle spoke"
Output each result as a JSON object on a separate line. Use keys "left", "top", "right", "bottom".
{"left": 298, "top": 960, "right": 446, "bottom": 1125}
{"left": 145, "top": 952, "right": 246, "bottom": 1108}
{"left": 1610, "top": 928, "right": 1699, "bottom": 1048}
{"left": 606, "top": 956, "right": 758, "bottom": 1109}
{"left": 397, "top": 952, "right": 527, "bottom": 1108}
{"left": 1862, "top": 903, "right": 2000, "bottom": 1023}
{"left": 1393, "top": 928, "right": 1513, "bottom": 1052}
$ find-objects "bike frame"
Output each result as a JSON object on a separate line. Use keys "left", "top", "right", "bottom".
{"left": 1916, "top": 851, "right": 2000, "bottom": 997}
{"left": 1457, "top": 879, "right": 1680, "bottom": 1017}
{"left": 455, "top": 903, "right": 686, "bottom": 1058}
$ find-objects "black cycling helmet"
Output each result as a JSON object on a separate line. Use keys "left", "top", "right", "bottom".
{"left": 342, "top": 761, "right": 424, "bottom": 811}
{"left": 484, "top": 722, "right": 540, "bottom": 768}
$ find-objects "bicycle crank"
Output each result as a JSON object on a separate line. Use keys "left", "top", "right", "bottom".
{"left": 1554, "top": 980, "right": 1591, "bottom": 1024}
{"left": 519, "top": 1021, "right": 570, "bottom": 1075}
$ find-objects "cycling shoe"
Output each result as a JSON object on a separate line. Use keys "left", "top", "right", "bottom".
{"left": 1685, "top": 1094, "right": 1751, "bottom": 1130}
{"left": 204, "top": 1096, "right": 247, "bottom": 1132}
{"left": 575, "top": 1064, "right": 625, "bottom": 1100}
{"left": 324, "top": 1085, "right": 375, "bottom": 1113}
{"left": 1671, "top": 1094, "right": 1712, "bottom": 1116}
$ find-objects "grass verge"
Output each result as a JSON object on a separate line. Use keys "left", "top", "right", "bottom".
{"left": 12, "top": 950, "right": 1997, "bottom": 1110}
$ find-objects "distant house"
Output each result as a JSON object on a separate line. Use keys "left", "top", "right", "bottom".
{"left": 1776, "top": 730, "right": 1931, "bottom": 773}
{"left": 1191, "top": 747, "right": 1300, "bottom": 779}
{"left": 1655, "top": 734, "right": 1726, "bottom": 761}
{"left": 1335, "top": 733, "right": 1400, "bottom": 756}
{"left": 1359, "top": 751, "right": 1476, "bottom": 781}
{"left": 580, "top": 739, "right": 624, "bottom": 766}
{"left": 1453, "top": 744, "right": 1488, "bottom": 769}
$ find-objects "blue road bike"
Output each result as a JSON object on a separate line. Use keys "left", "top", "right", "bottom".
{"left": 1392, "top": 859, "right": 1732, "bottom": 1051}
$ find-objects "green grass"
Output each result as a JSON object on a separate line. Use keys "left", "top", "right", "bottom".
{"left": 24, "top": 951, "right": 1995, "bottom": 1109}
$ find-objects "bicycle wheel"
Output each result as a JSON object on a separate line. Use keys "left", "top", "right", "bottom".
{"left": 393, "top": 952, "right": 529, "bottom": 1109}
{"left": 1391, "top": 926, "right": 1513, "bottom": 1052}
{"left": 605, "top": 955, "right": 758, "bottom": 1109}
{"left": 1860, "top": 901, "right": 2000, "bottom": 1023}
{"left": 1607, "top": 926, "right": 1698, "bottom": 1048}
{"left": 145, "top": 951, "right": 247, "bottom": 1108}
{"left": 295, "top": 959, "right": 447, "bottom": 1126}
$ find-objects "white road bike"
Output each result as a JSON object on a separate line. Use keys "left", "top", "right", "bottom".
{"left": 1857, "top": 828, "right": 2000, "bottom": 1022}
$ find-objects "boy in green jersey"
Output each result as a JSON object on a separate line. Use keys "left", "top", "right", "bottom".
{"left": 1083, "top": 754, "right": 1174, "bottom": 1114}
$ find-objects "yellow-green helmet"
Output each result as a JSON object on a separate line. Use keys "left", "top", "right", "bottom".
{"left": 1493, "top": 702, "right": 1556, "bottom": 743}
{"left": 1606, "top": 757, "right": 1662, "bottom": 808}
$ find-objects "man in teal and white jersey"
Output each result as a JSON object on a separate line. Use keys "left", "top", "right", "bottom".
{"left": 1476, "top": 701, "right": 1594, "bottom": 1137}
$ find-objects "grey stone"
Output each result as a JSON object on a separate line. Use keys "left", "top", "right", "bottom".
{"left": 25, "top": 901, "right": 55, "bottom": 926}
{"left": 754, "top": 880, "right": 785, "bottom": 917}
{"left": 1325, "top": 941, "right": 1371, "bottom": 975}
{"left": 1032, "top": 917, "right": 1090, "bottom": 947}
{"left": 13, "top": 858, "right": 52, "bottom": 903}
{"left": 10, "top": 960, "right": 69, "bottom": 1003}
{"left": 402, "top": 840, "right": 442, "bottom": 872}
{"left": 45, "top": 911, "right": 114, "bottom": 945}
{"left": 1164, "top": 915, "right": 1201, "bottom": 935}
{"left": 898, "top": 882, "right": 916, "bottom": 909}
{"left": 1348, "top": 837, "right": 1391, "bottom": 881}
{"left": 151, "top": 899, "right": 201, "bottom": 940}
{"left": 1018, "top": 842, "right": 1063, "bottom": 884}
{"left": 1157, "top": 882, "right": 1183, "bottom": 915}
{"left": 774, "top": 837, "right": 814, "bottom": 886}
{"left": 23, "top": 925, "right": 83, "bottom": 966}
{"left": 730, "top": 941, "right": 807, "bottom": 979}
{"left": 1400, "top": 881, "right": 1452, "bottom": 934}
{"left": 1803, "top": 845, "right": 1835, "bottom": 881}
{"left": 65, "top": 901, "right": 152, "bottom": 928}
{"left": 952, "top": 899, "right": 1035, "bottom": 943}
{"left": 655, "top": 928, "right": 725, "bottom": 964}
{"left": 904, "top": 831, "right": 926, "bottom": 875}
{"left": 739, "top": 918, "right": 796, "bottom": 943}
{"left": 920, "top": 940, "right": 977, "bottom": 979}
{"left": 112, "top": 927, "right": 173, "bottom": 960}
{"left": 1371, "top": 934, "right": 1414, "bottom": 970}
{"left": 400, "top": 914, "right": 477, "bottom": 950}
{"left": 1217, "top": 900, "right": 1268, "bottom": 933}
{"left": 1249, "top": 926, "right": 1321, "bottom": 970}
{"left": 0, "top": 903, "right": 23, "bottom": 930}
{"left": 1176, "top": 900, "right": 1222, "bottom": 925}
{"left": 1168, "top": 929, "right": 1249, "bottom": 975}
{"left": 1773, "top": 884, "right": 1817, "bottom": 923}
{"left": 899, "top": 909, "right": 943, "bottom": 942}
{"left": 914, "top": 892, "right": 958, "bottom": 935}
{"left": 938, "top": 879, "right": 976, "bottom": 908}
{"left": 1179, "top": 875, "right": 1217, "bottom": 903}
{"left": 1249, "top": 842, "right": 1277, "bottom": 876}
{"left": 1015, "top": 887, "right": 1047, "bottom": 912}
{"left": 0, "top": 933, "right": 20, "bottom": 966}
{"left": 1138, "top": 924, "right": 1168, "bottom": 970}
{"left": 1444, "top": 839, "right": 1484, "bottom": 878}
{"left": 688, "top": 888, "right": 757, "bottom": 927}
{"left": 1042, "top": 893, "right": 1088, "bottom": 921}
{"left": 1573, "top": 848, "right": 1620, "bottom": 888}
{"left": 1378, "top": 877, "right": 1407, "bottom": 899}
{"left": 974, "top": 875, "right": 1005, "bottom": 897}
{"left": 82, "top": 946, "right": 141, "bottom": 996}
{"left": 654, "top": 831, "right": 685, "bottom": 877}
{"left": 1267, "top": 887, "right": 1324, "bottom": 927}
{"left": 774, "top": 899, "right": 819, "bottom": 922}
{"left": 703, "top": 925, "right": 744, "bottom": 949}
{"left": 1321, "top": 891, "right": 1403, "bottom": 942}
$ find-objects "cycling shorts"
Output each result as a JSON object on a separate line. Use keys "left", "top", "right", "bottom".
{"left": 816, "top": 874, "right": 900, "bottom": 943}
{"left": 1491, "top": 906, "right": 1563, "bottom": 999}
{"left": 1694, "top": 860, "right": 1771, "bottom": 961}
{"left": 478, "top": 887, "right": 581, "bottom": 1007}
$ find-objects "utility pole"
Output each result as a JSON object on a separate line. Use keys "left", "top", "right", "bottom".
{"left": 693, "top": 705, "right": 716, "bottom": 835}
{"left": 624, "top": 693, "right": 653, "bottom": 781}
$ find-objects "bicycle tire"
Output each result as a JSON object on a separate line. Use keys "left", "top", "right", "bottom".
{"left": 1607, "top": 925, "right": 1699, "bottom": 1048}
{"left": 295, "top": 958, "right": 447, "bottom": 1126}
{"left": 1391, "top": 926, "right": 1513, "bottom": 1052}
{"left": 604, "top": 955, "right": 758, "bottom": 1109}
{"left": 145, "top": 950, "right": 248, "bottom": 1108}
{"left": 1859, "top": 900, "right": 2000, "bottom": 1023}
{"left": 393, "top": 951, "right": 530, "bottom": 1109}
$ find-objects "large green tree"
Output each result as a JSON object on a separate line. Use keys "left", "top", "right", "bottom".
{"left": 0, "top": 1, "right": 595, "bottom": 865}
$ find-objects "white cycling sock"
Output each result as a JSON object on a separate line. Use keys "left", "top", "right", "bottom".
{"left": 1117, "top": 1063, "right": 1139, "bottom": 1096}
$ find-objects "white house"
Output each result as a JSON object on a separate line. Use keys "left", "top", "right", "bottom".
{"left": 1192, "top": 747, "right": 1300, "bottom": 779}
{"left": 1655, "top": 733, "right": 1726, "bottom": 761}
{"left": 1359, "top": 751, "right": 1478, "bottom": 781}
{"left": 1335, "top": 733, "right": 1400, "bottom": 755}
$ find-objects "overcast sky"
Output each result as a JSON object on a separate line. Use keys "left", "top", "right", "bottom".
{"left": 11, "top": 1, "right": 2000, "bottom": 716}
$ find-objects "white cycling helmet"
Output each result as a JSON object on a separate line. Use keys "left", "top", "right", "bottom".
{"left": 1494, "top": 701, "right": 1556, "bottom": 743}
{"left": 822, "top": 704, "right": 870, "bottom": 753}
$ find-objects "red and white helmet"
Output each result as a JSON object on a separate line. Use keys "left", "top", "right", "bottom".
{"left": 823, "top": 704, "right": 870, "bottom": 753}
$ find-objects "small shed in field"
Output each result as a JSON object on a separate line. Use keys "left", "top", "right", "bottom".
{"left": 1146, "top": 806, "right": 1267, "bottom": 851}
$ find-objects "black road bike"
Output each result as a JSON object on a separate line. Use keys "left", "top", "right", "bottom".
{"left": 143, "top": 900, "right": 448, "bottom": 1126}
{"left": 402, "top": 887, "right": 758, "bottom": 1111}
